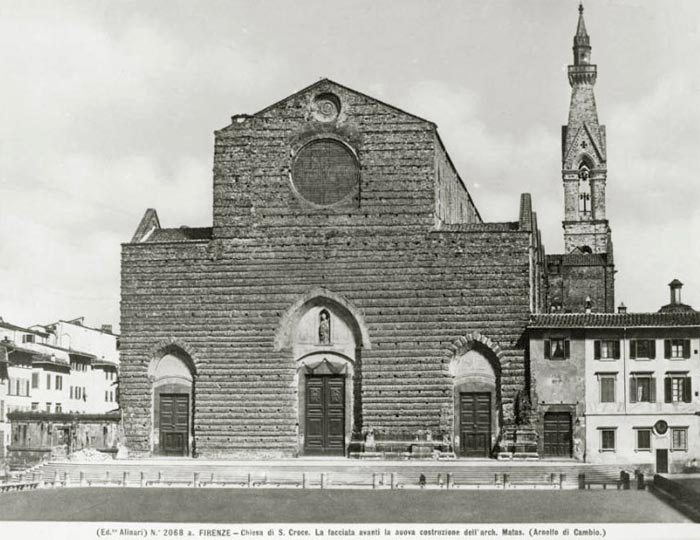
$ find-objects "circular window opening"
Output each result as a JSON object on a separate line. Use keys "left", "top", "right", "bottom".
{"left": 292, "top": 139, "right": 359, "bottom": 205}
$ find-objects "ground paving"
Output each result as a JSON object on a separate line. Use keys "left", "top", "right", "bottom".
{"left": 0, "top": 488, "right": 689, "bottom": 523}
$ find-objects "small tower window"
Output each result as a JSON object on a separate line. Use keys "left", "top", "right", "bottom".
{"left": 578, "top": 164, "right": 591, "bottom": 216}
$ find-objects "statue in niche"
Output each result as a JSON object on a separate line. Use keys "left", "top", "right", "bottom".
{"left": 319, "top": 310, "right": 331, "bottom": 344}
{"left": 578, "top": 166, "right": 591, "bottom": 215}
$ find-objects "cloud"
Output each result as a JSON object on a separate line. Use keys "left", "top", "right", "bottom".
{"left": 0, "top": 4, "right": 283, "bottom": 329}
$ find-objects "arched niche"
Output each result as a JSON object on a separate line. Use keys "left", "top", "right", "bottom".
{"left": 149, "top": 348, "right": 195, "bottom": 456}
{"left": 448, "top": 335, "right": 503, "bottom": 458}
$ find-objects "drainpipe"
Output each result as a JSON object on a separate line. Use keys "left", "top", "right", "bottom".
{"left": 623, "top": 327, "right": 627, "bottom": 414}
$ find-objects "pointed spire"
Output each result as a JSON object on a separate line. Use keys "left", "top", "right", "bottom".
{"left": 576, "top": 3, "right": 589, "bottom": 41}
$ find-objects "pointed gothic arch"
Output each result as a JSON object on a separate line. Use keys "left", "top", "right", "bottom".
{"left": 277, "top": 289, "right": 369, "bottom": 456}
{"left": 147, "top": 341, "right": 197, "bottom": 456}
{"left": 445, "top": 332, "right": 504, "bottom": 458}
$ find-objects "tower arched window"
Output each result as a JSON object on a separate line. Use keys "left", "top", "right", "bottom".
{"left": 577, "top": 164, "right": 591, "bottom": 216}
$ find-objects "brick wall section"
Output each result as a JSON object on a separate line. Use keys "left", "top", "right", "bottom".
{"left": 547, "top": 254, "right": 614, "bottom": 313}
{"left": 120, "top": 80, "right": 540, "bottom": 457}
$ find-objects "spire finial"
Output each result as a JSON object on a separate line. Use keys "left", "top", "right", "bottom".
{"left": 579, "top": 2, "right": 584, "bottom": 16}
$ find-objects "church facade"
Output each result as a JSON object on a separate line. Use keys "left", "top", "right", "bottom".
{"left": 119, "top": 7, "right": 614, "bottom": 459}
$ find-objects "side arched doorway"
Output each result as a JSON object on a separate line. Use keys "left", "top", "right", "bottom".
{"left": 149, "top": 348, "right": 195, "bottom": 456}
{"left": 449, "top": 336, "right": 502, "bottom": 458}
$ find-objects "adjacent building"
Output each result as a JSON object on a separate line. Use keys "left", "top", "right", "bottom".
{"left": 0, "top": 317, "right": 119, "bottom": 458}
{"left": 529, "top": 281, "right": 700, "bottom": 473}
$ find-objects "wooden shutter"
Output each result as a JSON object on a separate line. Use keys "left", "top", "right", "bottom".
{"left": 650, "top": 340, "right": 656, "bottom": 359}
{"left": 664, "top": 377, "right": 672, "bottom": 403}
{"left": 650, "top": 378, "right": 656, "bottom": 403}
{"left": 684, "top": 377, "right": 692, "bottom": 403}
{"left": 544, "top": 340, "right": 551, "bottom": 359}
{"left": 594, "top": 341, "right": 601, "bottom": 360}
{"left": 683, "top": 340, "right": 691, "bottom": 359}
{"left": 664, "top": 340, "right": 671, "bottom": 359}
{"left": 630, "top": 341, "right": 637, "bottom": 359}
{"left": 629, "top": 377, "right": 637, "bottom": 403}
{"left": 613, "top": 340, "right": 621, "bottom": 360}
{"left": 565, "top": 340, "right": 571, "bottom": 359}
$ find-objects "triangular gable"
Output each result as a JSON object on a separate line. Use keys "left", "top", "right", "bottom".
{"left": 131, "top": 208, "right": 160, "bottom": 243}
{"left": 563, "top": 124, "right": 605, "bottom": 166}
{"left": 252, "top": 78, "right": 434, "bottom": 126}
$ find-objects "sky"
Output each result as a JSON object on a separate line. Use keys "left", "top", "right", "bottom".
{"left": 1, "top": 0, "right": 699, "bottom": 331}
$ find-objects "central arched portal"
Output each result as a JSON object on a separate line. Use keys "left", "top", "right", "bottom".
{"left": 283, "top": 293, "right": 366, "bottom": 457}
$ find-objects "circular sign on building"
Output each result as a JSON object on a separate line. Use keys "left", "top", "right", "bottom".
{"left": 654, "top": 420, "right": 669, "bottom": 436}
{"left": 292, "top": 139, "right": 359, "bottom": 206}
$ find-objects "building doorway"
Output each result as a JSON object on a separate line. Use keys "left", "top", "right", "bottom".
{"left": 304, "top": 374, "right": 345, "bottom": 456}
{"left": 158, "top": 393, "right": 189, "bottom": 456}
{"left": 543, "top": 412, "right": 572, "bottom": 457}
{"left": 656, "top": 449, "right": 669, "bottom": 474}
{"left": 459, "top": 392, "right": 491, "bottom": 457}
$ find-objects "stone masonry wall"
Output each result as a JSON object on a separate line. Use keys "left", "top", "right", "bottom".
{"left": 120, "top": 81, "right": 537, "bottom": 457}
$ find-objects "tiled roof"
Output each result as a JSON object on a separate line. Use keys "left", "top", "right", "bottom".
{"left": 145, "top": 227, "right": 213, "bottom": 243}
{"left": 529, "top": 311, "right": 700, "bottom": 328}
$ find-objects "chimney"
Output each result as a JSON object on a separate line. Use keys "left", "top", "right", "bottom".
{"left": 617, "top": 302, "right": 627, "bottom": 314}
{"left": 669, "top": 279, "right": 683, "bottom": 305}
{"left": 584, "top": 296, "right": 593, "bottom": 314}
{"left": 101, "top": 324, "right": 113, "bottom": 334}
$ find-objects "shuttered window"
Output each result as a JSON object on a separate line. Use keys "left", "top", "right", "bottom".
{"left": 544, "top": 338, "right": 570, "bottom": 360}
{"left": 664, "top": 375, "right": 692, "bottom": 403}
{"left": 594, "top": 340, "right": 620, "bottom": 360}
{"left": 665, "top": 339, "right": 691, "bottom": 359}
{"left": 635, "top": 429, "right": 652, "bottom": 451}
{"left": 630, "top": 339, "right": 656, "bottom": 359}
{"left": 599, "top": 376, "right": 616, "bottom": 403}
{"left": 629, "top": 375, "right": 656, "bottom": 403}
{"left": 672, "top": 428, "right": 688, "bottom": 451}
{"left": 600, "top": 429, "right": 616, "bottom": 451}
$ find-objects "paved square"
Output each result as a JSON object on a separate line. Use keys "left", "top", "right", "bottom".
{"left": 0, "top": 488, "right": 690, "bottom": 523}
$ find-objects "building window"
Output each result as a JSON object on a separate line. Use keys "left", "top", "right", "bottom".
{"left": 31, "top": 373, "right": 39, "bottom": 389}
{"left": 55, "top": 403, "right": 62, "bottom": 414}
{"left": 69, "top": 386, "right": 73, "bottom": 399}
{"left": 594, "top": 340, "right": 620, "bottom": 360}
{"left": 75, "top": 387, "right": 81, "bottom": 400}
{"left": 544, "top": 338, "right": 570, "bottom": 360}
{"left": 55, "top": 375, "right": 63, "bottom": 390}
{"left": 630, "top": 339, "right": 656, "bottom": 359}
{"left": 665, "top": 339, "right": 691, "bottom": 359}
{"left": 635, "top": 428, "right": 652, "bottom": 451}
{"left": 291, "top": 139, "right": 359, "bottom": 206}
{"left": 671, "top": 428, "right": 688, "bottom": 451}
{"left": 45, "top": 402, "right": 51, "bottom": 413}
{"left": 665, "top": 375, "right": 692, "bottom": 403}
{"left": 629, "top": 374, "right": 656, "bottom": 403}
{"left": 22, "top": 334, "right": 35, "bottom": 344}
{"left": 599, "top": 375, "right": 616, "bottom": 403}
{"left": 46, "top": 373, "right": 51, "bottom": 390}
{"left": 600, "top": 428, "right": 616, "bottom": 451}
{"left": 31, "top": 402, "right": 38, "bottom": 411}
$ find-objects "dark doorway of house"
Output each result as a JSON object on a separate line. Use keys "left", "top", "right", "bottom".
{"left": 159, "top": 393, "right": 189, "bottom": 456}
{"left": 459, "top": 392, "right": 491, "bottom": 457}
{"left": 543, "top": 412, "right": 573, "bottom": 457}
{"left": 304, "top": 375, "right": 345, "bottom": 456}
{"left": 656, "top": 449, "right": 668, "bottom": 474}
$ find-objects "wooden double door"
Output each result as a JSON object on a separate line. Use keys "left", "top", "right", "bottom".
{"left": 543, "top": 412, "right": 572, "bottom": 457}
{"left": 159, "top": 393, "right": 189, "bottom": 456}
{"left": 304, "top": 375, "right": 345, "bottom": 456}
{"left": 459, "top": 392, "right": 492, "bottom": 457}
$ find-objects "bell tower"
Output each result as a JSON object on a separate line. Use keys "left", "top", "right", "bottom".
{"left": 561, "top": 3, "right": 612, "bottom": 255}
{"left": 547, "top": 3, "right": 615, "bottom": 314}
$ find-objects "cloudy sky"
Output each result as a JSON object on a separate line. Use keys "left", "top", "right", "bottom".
{"left": 1, "top": 0, "right": 699, "bottom": 330}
